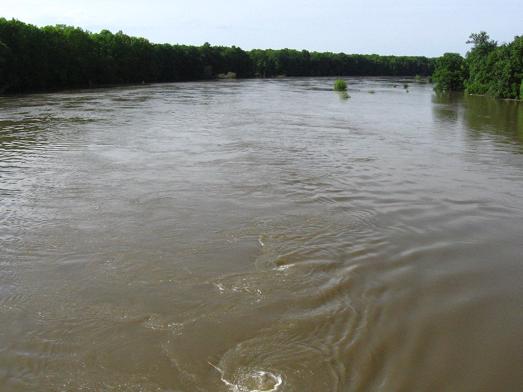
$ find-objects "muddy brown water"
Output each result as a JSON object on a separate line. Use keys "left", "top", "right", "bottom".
{"left": 1, "top": 78, "right": 523, "bottom": 391}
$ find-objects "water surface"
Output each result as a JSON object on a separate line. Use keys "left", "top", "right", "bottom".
{"left": 1, "top": 78, "right": 523, "bottom": 391}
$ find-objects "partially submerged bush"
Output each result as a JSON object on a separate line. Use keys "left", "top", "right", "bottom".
{"left": 334, "top": 79, "right": 347, "bottom": 91}
{"left": 339, "top": 91, "right": 350, "bottom": 100}
{"left": 217, "top": 72, "right": 237, "bottom": 79}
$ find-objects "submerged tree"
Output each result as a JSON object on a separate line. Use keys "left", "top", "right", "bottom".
{"left": 431, "top": 32, "right": 522, "bottom": 99}
{"left": 432, "top": 53, "right": 467, "bottom": 92}
{"left": 464, "top": 32, "right": 498, "bottom": 95}
{"left": 465, "top": 32, "right": 522, "bottom": 98}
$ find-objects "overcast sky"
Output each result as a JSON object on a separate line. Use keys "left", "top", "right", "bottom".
{"left": 2, "top": 0, "right": 521, "bottom": 56}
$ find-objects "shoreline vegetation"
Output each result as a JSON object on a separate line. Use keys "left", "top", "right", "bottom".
{"left": 432, "top": 32, "right": 522, "bottom": 100}
{"left": 0, "top": 18, "right": 434, "bottom": 94}
{"left": 0, "top": 19, "right": 520, "bottom": 100}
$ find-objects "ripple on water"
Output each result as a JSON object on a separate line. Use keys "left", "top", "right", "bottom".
{"left": 2, "top": 79, "right": 523, "bottom": 391}
{"left": 210, "top": 363, "right": 283, "bottom": 392}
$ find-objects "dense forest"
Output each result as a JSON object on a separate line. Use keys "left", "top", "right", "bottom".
{"left": 0, "top": 18, "right": 434, "bottom": 94}
{"left": 1, "top": 19, "right": 521, "bottom": 99}
{"left": 433, "top": 32, "right": 523, "bottom": 99}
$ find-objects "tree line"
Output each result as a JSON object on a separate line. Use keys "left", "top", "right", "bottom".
{"left": 433, "top": 32, "right": 523, "bottom": 99}
{"left": 2, "top": 19, "right": 520, "bottom": 99}
{"left": 0, "top": 18, "right": 434, "bottom": 94}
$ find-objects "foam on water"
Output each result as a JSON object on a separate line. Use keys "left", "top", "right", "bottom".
{"left": 209, "top": 362, "right": 283, "bottom": 392}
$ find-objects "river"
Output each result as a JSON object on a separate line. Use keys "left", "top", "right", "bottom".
{"left": 1, "top": 78, "right": 522, "bottom": 391}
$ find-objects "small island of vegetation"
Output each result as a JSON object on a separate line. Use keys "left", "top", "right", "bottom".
{"left": 334, "top": 79, "right": 347, "bottom": 91}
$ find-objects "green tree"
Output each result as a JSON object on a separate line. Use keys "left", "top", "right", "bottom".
{"left": 465, "top": 32, "right": 498, "bottom": 95}
{"left": 432, "top": 53, "right": 467, "bottom": 92}
{"left": 465, "top": 32, "right": 522, "bottom": 98}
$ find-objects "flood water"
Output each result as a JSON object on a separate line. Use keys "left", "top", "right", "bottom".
{"left": 1, "top": 78, "right": 523, "bottom": 391}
